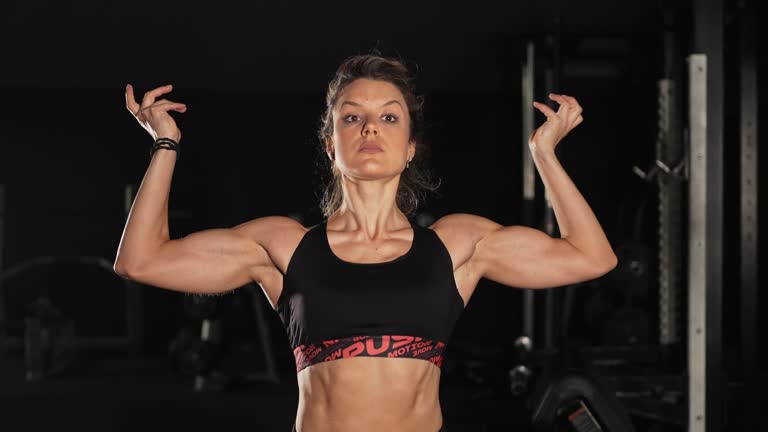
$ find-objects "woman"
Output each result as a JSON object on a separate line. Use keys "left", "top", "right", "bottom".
{"left": 115, "top": 54, "right": 617, "bottom": 432}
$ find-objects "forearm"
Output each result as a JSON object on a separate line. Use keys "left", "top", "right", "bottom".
{"left": 531, "top": 148, "right": 617, "bottom": 265}
{"left": 114, "top": 149, "right": 177, "bottom": 273}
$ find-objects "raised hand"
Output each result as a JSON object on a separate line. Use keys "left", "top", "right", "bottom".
{"left": 530, "top": 93, "right": 584, "bottom": 154}
{"left": 125, "top": 83, "right": 187, "bottom": 142}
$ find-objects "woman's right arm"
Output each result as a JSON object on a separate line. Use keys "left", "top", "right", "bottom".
{"left": 113, "top": 83, "right": 275, "bottom": 294}
{"left": 113, "top": 148, "right": 276, "bottom": 294}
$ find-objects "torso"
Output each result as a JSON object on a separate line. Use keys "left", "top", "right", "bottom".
{"left": 252, "top": 218, "right": 482, "bottom": 432}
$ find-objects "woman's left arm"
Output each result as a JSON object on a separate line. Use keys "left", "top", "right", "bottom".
{"left": 440, "top": 94, "right": 617, "bottom": 289}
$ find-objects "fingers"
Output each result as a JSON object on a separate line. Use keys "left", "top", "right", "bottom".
{"left": 141, "top": 100, "right": 187, "bottom": 118}
{"left": 565, "top": 94, "right": 584, "bottom": 123}
{"left": 155, "top": 98, "right": 187, "bottom": 112}
{"left": 126, "top": 83, "right": 175, "bottom": 115}
{"left": 546, "top": 93, "right": 584, "bottom": 124}
{"left": 126, "top": 84, "right": 187, "bottom": 120}
{"left": 141, "top": 84, "right": 174, "bottom": 109}
{"left": 125, "top": 83, "right": 140, "bottom": 116}
{"left": 532, "top": 100, "right": 558, "bottom": 120}
{"left": 547, "top": 94, "right": 571, "bottom": 114}
{"left": 560, "top": 94, "right": 583, "bottom": 112}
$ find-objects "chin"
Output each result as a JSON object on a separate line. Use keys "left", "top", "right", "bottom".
{"left": 347, "top": 165, "right": 401, "bottom": 180}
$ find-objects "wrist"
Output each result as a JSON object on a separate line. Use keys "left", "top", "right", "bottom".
{"left": 156, "top": 135, "right": 180, "bottom": 144}
{"left": 150, "top": 137, "right": 180, "bottom": 161}
{"left": 150, "top": 147, "right": 178, "bottom": 159}
{"left": 531, "top": 147, "right": 556, "bottom": 161}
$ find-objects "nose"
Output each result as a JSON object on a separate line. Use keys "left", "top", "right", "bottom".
{"left": 361, "top": 119, "right": 378, "bottom": 136}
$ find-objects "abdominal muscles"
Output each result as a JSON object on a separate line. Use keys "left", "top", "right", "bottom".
{"left": 296, "top": 356, "right": 442, "bottom": 430}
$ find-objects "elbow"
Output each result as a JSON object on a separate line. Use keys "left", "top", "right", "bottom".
{"left": 113, "top": 260, "right": 130, "bottom": 278}
{"left": 587, "top": 254, "right": 618, "bottom": 279}
{"left": 599, "top": 254, "right": 619, "bottom": 275}
{"left": 114, "top": 244, "right": 163, "bottom": 281}
{"left": 113, "top": 258, "right": 141, "bottom": 279}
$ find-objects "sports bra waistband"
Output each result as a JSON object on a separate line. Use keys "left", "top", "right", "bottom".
{"left": 292, "top": 334, "right": 447, "bottom": 373}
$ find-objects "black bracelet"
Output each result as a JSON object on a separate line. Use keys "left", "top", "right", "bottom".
{"left": 150, "top": 137, "right": 180, "bottom": 161}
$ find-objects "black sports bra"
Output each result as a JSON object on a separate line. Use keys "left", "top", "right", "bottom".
{"left": 275, "top": 218, "right": 465, "bottom": 373}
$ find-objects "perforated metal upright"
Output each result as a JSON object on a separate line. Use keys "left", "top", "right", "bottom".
{"left": 738, "top": 0, "right": 759, "bottom": 428}
{"left": 0, "top": 185, "right": 6, "bottom": 354}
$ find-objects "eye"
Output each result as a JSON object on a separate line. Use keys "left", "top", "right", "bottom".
{"left": 342, "top": 113, "right": 399, "bottom": 123}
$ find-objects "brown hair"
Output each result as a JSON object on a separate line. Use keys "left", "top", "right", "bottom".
{"left": 316, "top": 52, "right": 440, "bottom": 219}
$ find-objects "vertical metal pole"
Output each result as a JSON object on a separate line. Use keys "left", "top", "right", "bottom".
{"left": 541, "top": 27, "right": 563, "bottom": 350}
{"left": 687, "top": 53, "right": 708, "bottom": 432}
{"left": 521, "top": 41, "right": 536, "bottom": 343}
{"left": 691, "top": 0, "right": 725, "bottom": 430}
{"left": 739, "top": 0, "right": 758, "bottom": 428}
{"left": 0, "top": 185, "right": 6, "bottom": 355}
{"left": 542, "top": 63, "right": 558, "bottom": 350}
{"left": 688, "top": 45, "right": 726, "bottom": 432}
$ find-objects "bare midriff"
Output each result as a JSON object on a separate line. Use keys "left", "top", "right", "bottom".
{"left": 294, "top": 356, "right": 443, "bottom": 432}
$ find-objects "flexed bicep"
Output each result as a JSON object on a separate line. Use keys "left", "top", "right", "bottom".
{"left": 473, "top": 225, "right": 612, "bottom": 289}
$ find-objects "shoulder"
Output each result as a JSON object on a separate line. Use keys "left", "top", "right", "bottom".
{"left": 428, "top": 213, "right": 503, "bottom": 270}
{"left": 429, "top": 213, "right": 502, "bottom": 236}
{"left": 230, "top": 215, "right": 312, "bottom": 275}
{"left": 231, "top": 215, "right": 310, "bottom": 247}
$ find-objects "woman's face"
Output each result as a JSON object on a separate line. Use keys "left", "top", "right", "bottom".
{"left": 327, "top": 78, "right": 415, "bottom": 180}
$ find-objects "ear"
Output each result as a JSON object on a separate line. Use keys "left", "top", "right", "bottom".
{"left": 408, "top": 139, "right": 416, "bottom": 160}
{"left": 325, "top": 137, "right": 334, "bottom": 161}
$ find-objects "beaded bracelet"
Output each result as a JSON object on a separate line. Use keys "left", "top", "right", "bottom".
{"left": 150, "top": 137, "right": 180, "bottom": 161}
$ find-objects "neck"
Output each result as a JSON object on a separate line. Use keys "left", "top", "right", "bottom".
{"left": 332, "top": 175, "right": 408, "bottom": 239}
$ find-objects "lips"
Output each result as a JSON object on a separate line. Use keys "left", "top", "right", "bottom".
{"left": 359, "top": 141, "right": 383, "bottom": 152}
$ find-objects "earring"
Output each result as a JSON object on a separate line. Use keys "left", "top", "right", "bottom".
{"left": 406, "top": 158, "right": 411, "bottom": 169}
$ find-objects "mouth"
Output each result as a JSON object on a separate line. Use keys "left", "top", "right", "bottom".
{"left": 359, "top": 141, "right": 383, "bottom": 152}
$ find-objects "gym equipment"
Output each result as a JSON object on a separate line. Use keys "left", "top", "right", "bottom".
{"left": 168, "top": 293, "right": 227, "bottom": 391}
{"left": 0, "top": 255, "right": 137, "bottom": 354}
{"left": 515, "top": 36, "right": 640, "bottom": 431}
{"left": 168, "top": 319, "right": 222, "bottom": 377}
{"left": 531, "top": 372, "right": 635, "bottom": 432}
{"left": 168, "top": 283, "right": 280, "bottom": 392}
{"left": 738, "top": 1, "right": 759, "bottom": 429}
{"left": 23, "top": 296, "right": 77, "bottom": 381}
{"left": 0, "top": 184, "right": 164, "bottom": 356}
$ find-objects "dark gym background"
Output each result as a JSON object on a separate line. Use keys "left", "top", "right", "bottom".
{"left": 0, "top": 1, "right": 764, "bottom": 431}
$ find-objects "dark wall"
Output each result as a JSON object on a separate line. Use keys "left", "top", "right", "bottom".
{"left": 0, "top": 29, "right": 665, "bottom": 358}
{"left": 0, "top": 1, "right": 661, "bottom": 90}
{"left": 9, "top": 1, "right": 741, "bottom": 367}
